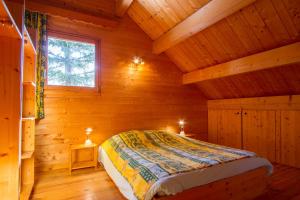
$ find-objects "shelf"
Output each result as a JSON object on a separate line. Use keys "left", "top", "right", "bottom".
{"left": 22, "top": 119, "right": 35, "bottom": 153}
{"left": 24, "top": 27, "right": 36, "bottom": 55}
{"left": 22, "top": 117, "right": 35, "bottom": 121}
{"left": 71, "top": 143, "right": 97, "bottom": 150}
{"left": 23, "top": 81, "right": 36, "bottom": 88}
{"left": 72, "top": 161, "right": 96, "bottom": 170}
{"left": 0, "top": 0, "right": 22, "bottom": 39}
{"left": 21, "top": 151, "right": 34, "bottom": 160}
{"left": 23, "top": 81, "right": 36, "bottom": 118}
{"left": 20, "top": 182, "right": 33, "bottom": 200}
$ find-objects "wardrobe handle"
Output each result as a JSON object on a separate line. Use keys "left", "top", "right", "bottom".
{"left": 244, "top": 112, "right": 247, "bottom": 115}
{"left": 235, "top": 112, "right": 240, "bottom": 115}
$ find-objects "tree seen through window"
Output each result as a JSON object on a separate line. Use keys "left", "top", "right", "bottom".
{"left": 47, "top": 36, "right": 96, "bottom": 87}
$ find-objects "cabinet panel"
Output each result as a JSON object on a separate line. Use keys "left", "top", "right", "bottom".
{"left": 218, "top": 109, "right": 242, "bottom": 148}
{"left": 208, "top": 109, "right": 242, "bottom": 148}
{"left": 280, "top": 111, "right": 300, "bottom": 168}
{"left": 208, "top": 109, "right": 219, "bottom": 144}
{"left": 242, "top": 110, "right": 276, "bottom": 162}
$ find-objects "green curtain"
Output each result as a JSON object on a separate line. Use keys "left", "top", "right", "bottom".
{"left": 25, "top": 10, "right": 47, "bottom": 119}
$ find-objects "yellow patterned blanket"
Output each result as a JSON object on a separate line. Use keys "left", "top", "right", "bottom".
{"left": 101, "top": 130, "right": 255, "bottom": 200}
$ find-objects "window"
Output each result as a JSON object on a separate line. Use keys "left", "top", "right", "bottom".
{"left": 47, "top": 32, "right": 99, "bottom": 89}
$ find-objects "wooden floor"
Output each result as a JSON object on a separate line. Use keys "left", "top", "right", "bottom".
{"left": 31, "top": 164, "right": 300, "bottom": 200}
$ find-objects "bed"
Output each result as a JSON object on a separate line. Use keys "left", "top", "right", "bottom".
{"left": 99, "top": 130, "right": 272, "bottom": 200}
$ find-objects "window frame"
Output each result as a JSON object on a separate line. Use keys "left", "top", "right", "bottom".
{"left": 46, "top": 30, "right": 100, "bottom": 92}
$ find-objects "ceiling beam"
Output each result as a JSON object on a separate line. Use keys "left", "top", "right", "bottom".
{"left": 153, "top": 0, "right": 255, "bottom": 54}
{"left": 26, "top": 0, "right": 119, "bottom": 29}
{"left": 183, "top": 42, "right": 300, "bottom": 84}
{"left": 115, "top": 0, "right": 134, "bottom": 17}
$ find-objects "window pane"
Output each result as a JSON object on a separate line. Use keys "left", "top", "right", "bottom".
{"left": 47, "top": 37, "right": 96, "bottom": 87}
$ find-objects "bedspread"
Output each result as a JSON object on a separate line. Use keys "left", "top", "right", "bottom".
{"left": 101, "top": 130, "right": 255, "bottom": 200}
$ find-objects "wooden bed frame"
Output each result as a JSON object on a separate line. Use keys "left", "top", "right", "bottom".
{"left": 155, "top": 167, "right": 269, "bottom": 200}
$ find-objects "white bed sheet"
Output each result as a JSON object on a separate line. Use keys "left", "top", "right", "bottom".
{"left": 98, "top": 147, "right": 273, "bottom": 200}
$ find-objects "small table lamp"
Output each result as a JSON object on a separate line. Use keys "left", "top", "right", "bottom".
{"left": 85, "top": 128, "right": 93, "bottom": 145}
{"left": 179, "top": 120, "right": 185, "bottom": 136}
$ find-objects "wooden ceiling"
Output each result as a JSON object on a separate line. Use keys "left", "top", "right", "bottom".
{"left": 127, "top": 0, "right": 300, "bottom": 99}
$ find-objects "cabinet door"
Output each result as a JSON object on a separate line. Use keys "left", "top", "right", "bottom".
{"left": 242, "top": 110, "right": 276, "bottom": 162}
{"left": 280, "top": 111, "right": 300, "bottom": 168}
{"left": 208, "top": 109, "right": 219, "bottom": 144}
{"left": 218, "top": 109, "right": 242, "bottom": 148}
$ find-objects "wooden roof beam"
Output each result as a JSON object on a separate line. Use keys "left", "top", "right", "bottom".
{"left": 116, "top": 0, "right": 134, "bottom": 17}
{"left": 153, "top": 0, "right": 255, "bottom": 54}
{"left": 183, "top": 42, "right": 300, "bottom": 84}
{"left": 26, "top": 0, "right": 119, "bottom": 29}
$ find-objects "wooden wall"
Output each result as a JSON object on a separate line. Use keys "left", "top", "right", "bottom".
{"left": 35, "top": 16, "right": 208, "bottom": 172}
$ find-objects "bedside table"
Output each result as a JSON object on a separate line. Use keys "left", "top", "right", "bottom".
{"left": 69, "top": 143, "right": 98, "bottom": 174}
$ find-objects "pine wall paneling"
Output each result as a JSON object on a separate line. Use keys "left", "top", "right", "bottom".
{"left": 35, "top": 15, "right": 208, "bottom": 172}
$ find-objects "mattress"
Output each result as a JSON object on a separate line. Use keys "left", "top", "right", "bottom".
{"left": 98, "top": 131, "right": 273, "bottom": 200}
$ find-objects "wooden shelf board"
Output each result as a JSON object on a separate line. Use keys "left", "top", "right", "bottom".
{"left": 21, "top": 151, "right": 34, "bottom": 160}
{"left": 20, "top": 182, "right": 34, "bottom": 200}
{"left": 22, "top": 117, "right": 35, "bottom": 121}
{"left": 71, "top": 143, "right": 97, "bottom": 150}
{"left": 23, "top": 81, "right": 36, "bottom": 88}
{"left": 0, "top": 0, "right": 22, "bottom": 39}
{"left": 24, "top": 27, "right": 37, "bottom": 55}
{"left": 22, "top": 115, "right": 35, "bottom": 119}
{"left": 72, "top": 161, "right": 96, "bottom": 170}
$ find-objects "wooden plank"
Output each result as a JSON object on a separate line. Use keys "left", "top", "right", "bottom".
{"left": 21, "top": 151, "right": 34, "bottom": 160}
{"left": 152, "top": 0, "right": 256, "bottom": 54}
{"left": 156, "top": 167, "right": 268, "bottom": 200}
{"left": 207, "top": 109, "right": 219, "bottom": 144}
{"left": 0, "top": 0, "right": 22, "bottom": 38}
{"left": 183, "top": 42, "right": 300, "bottom": 84}
{"left": 21, "top": 157, "right": 34, "bottom": 200}
{"left": 23, "top": 81, "right": 36, "bottom": 118}
{"left": 208, "top": 95, "right": 300, "bottom": 110}
{"left": 21, "top": 118, "right": 35, "bottom": 153}
{"left": 242, "top": 110, "right": 276, "bottom": 162}
{"left": 280, "top": 111, "right": 300, "bottom": 168}
{"left": 115, "top": 0, "right": 134, "bottom": 17}
{"left": 218, "top": 109, "right": 242, "bottom": 148}
{"left": 275, "top": 110, "right": 281, "bottom": 163}
{"left": 20, "top": 182, "right": 33, "bottom": 200}
{"left": 0, "top": 29, "right": 22, "bottom": 200}
{"left": 24, "top": 27, "right": 36, "bottom": 56}
{"left": 26, "top": 0, "right": 119, "bottom": 29}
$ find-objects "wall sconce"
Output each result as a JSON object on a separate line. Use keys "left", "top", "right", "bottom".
{"left": 85, "top": 128, "right": 93, "bottom": 145}
{"left": 129, "top": 56, "right": 144, "bottom": 75}
{"left": 178, "top": 120, "right": 185, "bottom": 136}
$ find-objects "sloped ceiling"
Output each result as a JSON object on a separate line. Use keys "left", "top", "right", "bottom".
{"left": 127, "top": 0, "right": 300, "bottom": 99}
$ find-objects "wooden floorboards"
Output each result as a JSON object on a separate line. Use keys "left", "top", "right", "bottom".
{"left": 31, "top": 164, "right": 300, "bottom": 200}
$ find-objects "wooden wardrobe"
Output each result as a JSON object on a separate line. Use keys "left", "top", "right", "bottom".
{"left": 208, "top": 95, "right": 300, "bottom": 168}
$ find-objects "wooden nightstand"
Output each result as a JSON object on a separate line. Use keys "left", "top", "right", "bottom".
{"left": 69, "top": 143, "right": 98, "bottom": 174}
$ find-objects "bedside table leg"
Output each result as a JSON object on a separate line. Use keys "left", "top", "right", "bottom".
{"left": 69, "top": 148, "right": 72, "bottom": 175}
{"left": 94, "top": 146, "right": 98, "bottom": 170}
